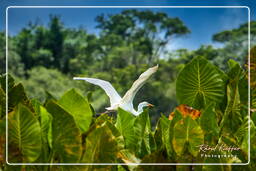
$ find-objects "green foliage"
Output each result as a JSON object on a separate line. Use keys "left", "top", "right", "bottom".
{"left": 0, "top": 9, "right": 254, "bottom": 170}
{"left": 133, "top": 110, "right": 155, "bottom": 157}
{"left": 21, "top": 66, "right": 85, "bottom": 102}
{"left": 0, "top": 51, "right": 252, "bottom": 170}
{"left": 46, "top": 100, "right": 82, "bottom": 163}
{"left": 81, "top": 123, "right": 118, "bottom": 164}
{"left": 199, "top": 103, "right": 220, "bottom": 143}
{"left": 172, "top": 116, "right": 204, "bottom": 157}
{"left": 8, "top": 104, "right": 42, "bottom": 163}
{"left": 116, "top": 108, "right": 137, "bottom": 152}
{"left": 3, "top": 11, "right": 253, "bottom": 122}
{"left": 220, "top": 60, "right": 245, "bottom": 135}
{"left": 154, "top": 115, "right": 172, "bottom": 157}
{"left": 96, "top": 9, "right": 190, "bottom": 67}
{"left": 212, "top": 21, "right": 256, "bottom": 65}
{"left": 58, "top": 89, "right": 93, "bottom": 133}
{"left": 176, "top": 56, "right": 224, "bottom": 109}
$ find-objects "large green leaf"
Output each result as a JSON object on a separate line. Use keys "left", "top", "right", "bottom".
{"left": 219, "top": 135, "right": 248, "bottom": 163}
{"left": 134, "top": 110, "right": 155, "bottom": 157}
{"left": 172, "top": 116, "right": 204, "bottom": 157}
{"left": 39, "top": 106, "right": 53, "bottom": 163}
{"left": 58, "top": 89, "right": 93, "bottom": 133}
{"left": 82, "top": 123, "right": 118, "bottom": 164}
{"left": 31, "top": 100, "right": 52, "bottom": 146}
{"left": 8, "top": 104, "right": 42, "bottom": 162}
{"left": 220, "top": 61, "right": 244, "bottom": 134}
{"left": 95, "top": 113, "right": 125, "bottom": 150}
{"left": 200, "top": 103, "right": 220, "bottom": 143}
{"left": 176, "top": 56, "right": 224, "bottom": 109}
{"left": 30, "top": 100, "right": 53, "bottom": 163}
{"left": 116, "top": 108, "right": 137, "bottom": 152}
{"left": 46, "top": 100, "right": 82, "bottom": 163}
{"left": 8, "top": 83, "right": 33, "bottom": 113}
{"left": 235, "top": 116, "right": 249, "bottom": 154}
{"left": 168, "top": 109, "right": 183, "bottom": 158}
{"left": 154, "top": 115, "right": 172, "bottom": 157}
{"left": 39, "top": 106, "right": 52, "bottom": 145}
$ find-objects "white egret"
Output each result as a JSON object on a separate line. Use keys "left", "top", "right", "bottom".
{"left": 73, "top": 65, "right": 158, "bottom": 116}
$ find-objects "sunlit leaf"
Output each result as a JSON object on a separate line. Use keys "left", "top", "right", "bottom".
{"left": 31, "top": 100, "right": 53, "bottom": 163}
{"left": 82, "top": 123, "right": 118, "bottom": 164}
{"left": 134, "top": 110, "right": 155, "bottom": 157}
{"left": 46, "top": 100, "right": 82, "bottom": 163}
{"left": 176, "top": 56, "right": 224, "bottom": 109}
{"left": 8, "top": 104, "right": 42, "bottom": 162}
{"left": 172, "top": 116, "right": 204, "bottom": 157}
{"left": 200, "top": 103, "right": 220, "bottom": 143}
{"left": 220, "top": 61, "right": 244, "bottom": 134}
{"left": 59, "top": 89, "right": 93, "bottom": 133}
{"left": 116, "top": 108, "right": 137, "bottom": 152}
{"left": 154, "top": 115, "right": 172, "bottom": 157}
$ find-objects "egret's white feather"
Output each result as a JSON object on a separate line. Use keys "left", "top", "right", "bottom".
{"left": 73, "top": 65, "right": 158, "bottom": 116}
{"left": 121, "top": 65, "right": 158, "bottom": 106}
{"left": 73, "top": 77, "right": 121, "bottom": 106}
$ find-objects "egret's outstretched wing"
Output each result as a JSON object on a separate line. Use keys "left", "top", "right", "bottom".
{"left": 73, "top": 77, "right": 122, "bottom": 105}
{"left": 121, "top": 65, "right": 158, "bottom": 105}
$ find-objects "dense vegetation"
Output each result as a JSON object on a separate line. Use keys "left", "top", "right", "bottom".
{"left": 0, "top": 55, "right": 255, "bottom": 170}
{"left": 0, "top": 10, "right": 255, "bottom": 119}
{"left": 0, "top": 9, "right": 255, "bottom": 170}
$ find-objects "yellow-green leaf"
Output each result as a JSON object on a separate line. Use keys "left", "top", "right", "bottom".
{"left": 46, "top": 100, "right": 82, "bottom": 163}
{"left": 8, "top": 104, "right": 42, "bottom": 162}
{"left": 58, "top": 89, "right": 93, "bottom": 133}
{"left": 172, "top": 116, "right": 204, "bottom": 157}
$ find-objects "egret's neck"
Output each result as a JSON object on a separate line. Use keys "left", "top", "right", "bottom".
{"left": 135, "top": 102, "right": 147, "bottom": 116}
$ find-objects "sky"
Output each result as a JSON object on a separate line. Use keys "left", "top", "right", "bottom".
{"left": 1, "top": 0, "right": 255, "bottom": 50}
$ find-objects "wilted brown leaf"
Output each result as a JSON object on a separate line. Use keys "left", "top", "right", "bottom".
{"left": 168, "top": 104, "right": 201, "bottom": 120}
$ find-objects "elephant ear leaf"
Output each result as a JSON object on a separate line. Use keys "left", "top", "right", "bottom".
{"left": 134, "top": 110, "right": 155, "bottom": 157}
{"left": 58, "top": 89, "right": 93, "bottom": 133}
{"left": 200, "top": 103, "right": 220, "bottom": 142}
{"left": 172, "top": 116, "right": 204, "bottom": 157}
{"left": 116, "top": 108, "right": 137, "bottom": 152}
{"left": 46, "top": 100, "right": 82, "bottom": 163}
{"left": 8, "top": 104, "right": 42, "bottom": 163}
{"left": 82, "top": 123, "right": 119, "bottom": 164}
{"left": 176, "top": 56, "right": 224, "bottom": 109}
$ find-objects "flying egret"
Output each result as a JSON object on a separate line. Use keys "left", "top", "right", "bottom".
{"left": 73, "top": 65, "right": 158, "bottom": 116}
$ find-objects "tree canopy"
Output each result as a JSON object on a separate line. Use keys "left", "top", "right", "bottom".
{"left": 0, "top": 10, "right": 253, "bottom": 122}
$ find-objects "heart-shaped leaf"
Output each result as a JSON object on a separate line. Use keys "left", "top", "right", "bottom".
{"left": 176, "top": 56, "right": 224, "bottom": 109}
{"left": 82, "top": 123, "right": 118, "bottom": 164}
{"left": 46, "top": 101, "right": 82, "bottom": 163}
{"left": 8, "top": 104, "right": 42, "bottom": 162}
{"left": 58, "top": 89, "right": 93, "bottom": 133}
{"left": 172, "top": 116, "right": 204, "bottom": 157}
{"left": 116, "top": 108, "right": 137, "bottom": 152}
